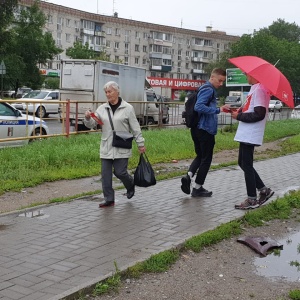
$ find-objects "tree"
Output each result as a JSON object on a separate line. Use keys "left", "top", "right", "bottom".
{"left": 66, "top": 41, "right": 111, "bottom": 61}
{"left": 1, "top": 0, "right": 62, "bottom": 91}
{"left": 260, "top": 19, "right": 300, "bottom": 43}
{"left": 0, "top": 0, "right": 18, "bottom": 54}
{"left": 66, "top": 41, "right": 96, "bottom": 59}
{"left": 208, "top": 20, "right": 300, "bottom": 97}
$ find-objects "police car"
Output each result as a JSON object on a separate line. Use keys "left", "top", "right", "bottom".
{"left": 0, "top": 101, "right": 50, "bottom": 148}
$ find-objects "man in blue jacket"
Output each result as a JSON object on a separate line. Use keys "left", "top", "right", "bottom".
{"left": 181, "top": 68, "right": 226, "bottom": 197}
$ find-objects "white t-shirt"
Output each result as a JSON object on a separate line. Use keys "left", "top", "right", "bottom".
{"left": 234, "top": 83, "right": 270, "bottom": 146}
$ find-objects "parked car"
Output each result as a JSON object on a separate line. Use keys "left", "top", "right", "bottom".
{"left": 291, "top": 104, "right": 300, "bottom": 119}
{"left": 0, "top": 101, "right": 49, "bottom": 148}
{"left": 12, "top": 90, "right": 60, "bottom": 118}
{"left": 11, "top": 87, "right": 33, "bottom": 98}
{"left": 2, "top": 90, "right": 15, "bottom": 98}
{"left": 225, "top": 95, "right": 242, "bottom": 107}
{"left": 268, "top": 99, "right": 283, "bottom": 112}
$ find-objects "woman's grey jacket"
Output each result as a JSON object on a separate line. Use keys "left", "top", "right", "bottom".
{"left": 84, "top": 99, "right": 145, "bottom": 159}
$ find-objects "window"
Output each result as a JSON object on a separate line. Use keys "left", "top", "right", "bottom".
{"left": 151, "top": 44, "right": 162, "bottom": 53}
{"left": 114, "top": 42, "right": 120, "bottom": 49}
{"left": 125, "top": 43, "right": 129, "bottom": 54}
{"left": 74, "top": 20, "right": 79, "bottom": 29}
{"left": 82, "top": 20, "right": 94, "bottom": 30}
{"left": 186, "top": 51, "right": 190, "bottom": 57}
{"left": 106, "top": 40, "right": 111, "bottom": 48}
{"left": 106, "top": 27, "right": 112, "bottom": 35}
{"left": 204, "top": 39, "right": 213, "bottom": 46}
{"left": 185, "top": 63, "right": 189, "bottom": 69}
{"left": 142, "top": 58, "right": 147, "bottom": 65}
{"left": 66, "top": 19, "right": 71, "bottom": 27}
{"left": 66, "top": 33, "right": 71, "bottom": 43}
{"left": 48, "top": 15, "right": 53, "bottom": 24}
{"left": 135, "top": 57, "right": 139, "bottom": 64}
{"left": 115, "top": 28, "right": 120, "bottom": 36}
{"left": 194, "top": 38, "right": 204, "bottom": 46}
{"left": 143, "top": 32, "right": 148, "bottom": 39}
{"left": 135, "top": 31, "right": 140, "bottom": 39}
{"left": 143, "top": 45, "right": 147, "bottom": 52}
{"left": 135, "top": 44, "right": 139, "bottom": 52}
{"left": 124, "top": 57, "right": 129, "bottom": 65}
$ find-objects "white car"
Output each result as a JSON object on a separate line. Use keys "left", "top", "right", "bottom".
{"left": 269, "top": 100, "right": 283, "bottom": 112}
{"left": 12, "top": 90, "right": 60, "bottom": 118}
{"left": 0, "top": 101, "right": 49, "bottom": 148}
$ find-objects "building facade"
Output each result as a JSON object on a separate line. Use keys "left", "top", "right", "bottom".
{"left": 19, "top": 0, "right": 239, "bottom": 99}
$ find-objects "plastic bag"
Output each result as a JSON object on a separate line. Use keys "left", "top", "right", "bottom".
{"left": 134, "top": 153, "right": 156, "bottom": 187}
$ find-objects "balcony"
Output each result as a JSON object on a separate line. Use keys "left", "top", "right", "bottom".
{"left": 150, "top": 65, "right": 172, "bottom": 72}
{"left": 192, "top": 69, "right": 205, "bottom": 74}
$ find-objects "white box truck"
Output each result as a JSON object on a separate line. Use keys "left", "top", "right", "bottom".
{"left": 59, "top": 59, "right": 168, "bottom": 129}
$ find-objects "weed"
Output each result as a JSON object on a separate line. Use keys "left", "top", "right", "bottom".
{"left": 289, "top": 289, "right": 300, "bottom": 299}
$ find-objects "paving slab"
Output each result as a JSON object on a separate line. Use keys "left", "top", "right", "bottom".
{"left": 0, "top": 153, "right": 299, "bottom": 300}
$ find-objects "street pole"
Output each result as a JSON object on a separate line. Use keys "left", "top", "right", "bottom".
{"left": 0, "top": 61, "right": 6, "bottom": 98}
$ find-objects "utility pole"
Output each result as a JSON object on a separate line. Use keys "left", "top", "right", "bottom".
{"left": 0, "top": 61, "right": 6, "bottom": 98}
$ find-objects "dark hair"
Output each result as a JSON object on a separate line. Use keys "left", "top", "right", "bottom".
{"left": 211, "top": 68, "right": 226, "bottom": 76}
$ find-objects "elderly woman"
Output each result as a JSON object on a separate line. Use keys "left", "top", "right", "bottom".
{"left": 84, "top": 81, "right": 146, "bottom": 208}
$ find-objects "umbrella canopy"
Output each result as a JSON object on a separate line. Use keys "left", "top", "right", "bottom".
{"left": 228, "top": 56, "right": 294, "bottom": 108}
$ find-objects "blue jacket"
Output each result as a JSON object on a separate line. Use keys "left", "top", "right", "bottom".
{"left": 194, "top": 82, "right": 220, "bottom": 135}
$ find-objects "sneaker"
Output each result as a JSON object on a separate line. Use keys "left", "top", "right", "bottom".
{"left": 258, "top": 188, "right": 274, "bottom": 206}
{"left": 235, "top": 198, "right": 259, "bottom": 210}
{"left": 181, "top": 175, "right": 191, "bottom": 194}
{"left": 99, "top": 200, "right": 115, "bottom": 208}
{"left": 191, "top": 186, "right": 212, "bottom": 197}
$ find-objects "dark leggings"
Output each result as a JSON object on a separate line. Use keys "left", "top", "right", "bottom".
{"left": 238, "top": 142, "right": 265, "bottom": 198}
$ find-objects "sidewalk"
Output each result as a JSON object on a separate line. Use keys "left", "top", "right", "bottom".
{"left": 0, "top": 153, "right": 299, "bottom": 300}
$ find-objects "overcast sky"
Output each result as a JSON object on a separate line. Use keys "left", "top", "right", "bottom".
{"left": 46, "top": 0, "right": 298, "bottom": 36}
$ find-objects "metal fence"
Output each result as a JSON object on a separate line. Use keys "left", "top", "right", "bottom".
{"left": 0, "top": 99, "right": 299, "bottom": 146}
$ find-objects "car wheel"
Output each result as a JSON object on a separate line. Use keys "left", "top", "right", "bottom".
{"left": 35, "top": 106, "right": 46, "bottom": 118}
{"left": 29, "top": 128, "right": 46, "bottom": 142}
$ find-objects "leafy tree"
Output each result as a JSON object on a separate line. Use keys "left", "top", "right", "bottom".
{"left": 0, "top": 0, "right": 17, "bottom": 54}
{"left": 1, "top": 0, "right": 62, "bottom": 91}
{"left": 208, "top": 20, "right": 300, "bottom": 97}
{"left": 66, "top": 41, "right": 111, "bottom": 62}
{"left": 260, "top": 18, "right": 300, "bottom": 43}
{"left": 66, "top": 41, "right": 96, "bottom": 59}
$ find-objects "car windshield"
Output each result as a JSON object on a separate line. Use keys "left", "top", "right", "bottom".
{"left": 226, "top": 96, "right": 239, "bottom": 102}
{"left": 269, "top": 100, "right": 276, "bottom": 104}
{"left": 30, "top": 91, "right": 50, "bottom": 99}
{"left": 22, "top": 91, "right": 41, "bottom": 98}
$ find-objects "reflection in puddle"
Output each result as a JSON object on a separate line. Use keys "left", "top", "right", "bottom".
{"left": 254, "top": 231, "right": 300, "bottom": 282}
{"left": 18, "top": 210, "right": 49, "bottom": 219}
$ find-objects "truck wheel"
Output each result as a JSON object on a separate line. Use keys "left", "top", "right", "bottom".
{"left": 145, "top": 117, "right": 155, "bottom": 125}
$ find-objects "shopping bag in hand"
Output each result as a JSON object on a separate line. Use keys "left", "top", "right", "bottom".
{"left": 134, "top": 153, "right": 156, "bottom": 187}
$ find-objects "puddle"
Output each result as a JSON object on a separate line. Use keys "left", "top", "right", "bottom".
{"left": 254, "top": 231, "right": 300, "bottom": 282}
{"left": 18, "top": 210, "right": 49, "bottom": 219}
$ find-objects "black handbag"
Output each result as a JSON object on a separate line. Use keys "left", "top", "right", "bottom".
{"left": 134, "top": 153, "right": 156, "bottom": 187}
{"left": 107, "top": 108, "right": 133, "bottom": 149}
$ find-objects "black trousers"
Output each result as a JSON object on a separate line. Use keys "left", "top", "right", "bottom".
{"left": 238, "top": 142, "right": 265, "bottom": 198}
{"left": 189, "top": 128, "right": 215, "bottom": 186}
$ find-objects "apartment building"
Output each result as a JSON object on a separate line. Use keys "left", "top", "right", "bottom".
{"left": 19, "top": 0, "right": 239, "bottom": 99}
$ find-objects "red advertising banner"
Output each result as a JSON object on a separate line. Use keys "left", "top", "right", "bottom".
{"left": 147, "top": 77, "right": 205, "bottom": 90}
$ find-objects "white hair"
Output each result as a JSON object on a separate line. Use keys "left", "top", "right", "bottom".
{"left": 103, "top": 81, "right": 120, "bottom": 92}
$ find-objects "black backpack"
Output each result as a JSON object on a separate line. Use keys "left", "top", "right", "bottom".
{"left": 183, "top": 86, "right": 214, "bottom": 128}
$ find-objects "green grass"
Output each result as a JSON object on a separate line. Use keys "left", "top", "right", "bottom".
{"left": 0, "top": 119, "right": 300, "bottom": 195}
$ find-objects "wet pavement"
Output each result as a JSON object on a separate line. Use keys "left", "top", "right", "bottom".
{"left": 0, "top": 153, "right": 299, "bottom": 300}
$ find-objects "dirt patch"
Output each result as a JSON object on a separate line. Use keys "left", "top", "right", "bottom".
{"left": 92, "top": 215, "right": 300, "bottom": 300}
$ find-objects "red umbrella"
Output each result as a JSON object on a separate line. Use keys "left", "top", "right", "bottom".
{"left": 228, "top": 56, "right": 294, "bottom": 108}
